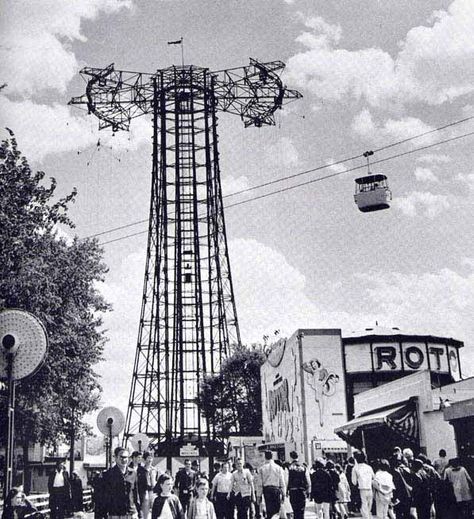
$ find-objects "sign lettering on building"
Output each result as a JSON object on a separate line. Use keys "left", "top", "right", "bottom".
{"left": 373, "top": 343, "right": 459, "bottom": 373}
{"left": 268, "top": 376, "right": 290, "bottom": 421}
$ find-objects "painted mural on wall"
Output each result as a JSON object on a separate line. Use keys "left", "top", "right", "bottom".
{"left": 302, "top": 358, "right": 340, "bottom": 427}
{"left": 262, "top": 337, "right": 304, "bottom": 453}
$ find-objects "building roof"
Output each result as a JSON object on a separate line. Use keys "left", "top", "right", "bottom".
{"left": 343, "top": 325, "right": 463, "bottom": 348}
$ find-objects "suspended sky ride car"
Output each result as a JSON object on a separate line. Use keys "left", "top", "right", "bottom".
{"left": 354, "top": 151, "right": 392, "bottom": 212}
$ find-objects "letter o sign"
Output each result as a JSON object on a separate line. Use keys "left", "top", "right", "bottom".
{"left": 405, "top": 346, "right": 424, "bottom": 369}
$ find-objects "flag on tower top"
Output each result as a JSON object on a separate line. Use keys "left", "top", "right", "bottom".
{"left": 168, "top": 38, "right": 183, "bottom": 45}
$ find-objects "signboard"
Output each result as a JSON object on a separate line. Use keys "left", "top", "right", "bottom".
{"left": 345, "top": 340, "right": 461, "bottom": 378}
{"left": 179, "top": 443, "right": 199, "bottom": 457}
{"left": 244, "top": 445, "right": 265, "bottom": 469}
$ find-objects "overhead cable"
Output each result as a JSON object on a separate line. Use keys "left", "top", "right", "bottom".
{"left": 97, "top": 128, "right": 474, "bottom": 246}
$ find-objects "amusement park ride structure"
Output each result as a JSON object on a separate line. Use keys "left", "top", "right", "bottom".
{"left": 70, "top": 59, "right": 301, "bottom": 459}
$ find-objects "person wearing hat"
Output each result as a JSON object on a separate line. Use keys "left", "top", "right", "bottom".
{"left": 287, "top": 452, "right": 310, "bottom": 519}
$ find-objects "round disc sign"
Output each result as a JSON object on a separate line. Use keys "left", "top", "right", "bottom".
{"left": 0, "top": 309, "right": 48, "bottom": 381}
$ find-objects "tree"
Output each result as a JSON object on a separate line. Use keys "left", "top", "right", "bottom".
{"left": 0, "top": 132, "right": 109, "bottom": 476}
{"left": 197, "top": 343, "right": 265, "bottom": 435}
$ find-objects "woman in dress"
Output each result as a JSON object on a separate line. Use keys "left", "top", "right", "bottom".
{"left": 188, "top": 479, "right": 217, "bottom": 519}
{"left": 152, "top": 474, "right": 186, "bottom": 519}
{"left": 335, "top": 464, "right": 350, "bottom": 519}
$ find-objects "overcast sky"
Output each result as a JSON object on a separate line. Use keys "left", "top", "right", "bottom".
{"left": 1, "top": 0, "right": 473, "bottom": 422}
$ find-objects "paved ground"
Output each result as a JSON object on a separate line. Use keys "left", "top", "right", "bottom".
{"left": 83, "top": 501, "right": 365, "bottom": 519}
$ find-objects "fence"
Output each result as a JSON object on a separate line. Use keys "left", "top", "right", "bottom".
{"left": 0, "top": 488, "right": 93, "bottom": 517}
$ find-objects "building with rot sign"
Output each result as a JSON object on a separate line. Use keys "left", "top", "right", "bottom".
{"left": 260, "top": 326, "right": 472, "bottom": 464}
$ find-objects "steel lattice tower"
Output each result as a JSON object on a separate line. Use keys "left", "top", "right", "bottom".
{"left": 71, "top": 59, "right": 301, "bottom": 456}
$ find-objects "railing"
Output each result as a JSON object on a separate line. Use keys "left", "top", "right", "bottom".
{"left": 0, "top": 488, "right": 93, "bottom": 517}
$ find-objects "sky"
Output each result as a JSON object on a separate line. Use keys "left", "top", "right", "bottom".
{"left": 1, "top": 0, "right": 474, "bottom": 427}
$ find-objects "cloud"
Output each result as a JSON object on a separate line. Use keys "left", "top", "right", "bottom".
{"left": 0, "top": 0, "right": 132, "bottom": 96}
{"left": 95, "top": 237, "right": 474, "bottom": 412}
{"left": 263, "top": 136, "right": 299, "bottom": 168}
{"left": 229, "top": 238, "right": 382, "bottom": 342}
{"left": 325, "top": 160, "right": 347, "bottom": 174}
{"left": 356, "top": 265, "right": 474, "bottom": 345}
{"left": 0, "top": 1, "right": 139, "bottom": 161}
{"left": 414, "top": 166, "right": 439, "bottom": 183}
{"left": 287, "top": 0, "right": 474, "bottom": 107}
{"left": 221, "top": 175, "right": 251, "bottom": 196}
{"left": 393, "top": 191, "right": 450, "bottom": 217}
{"left": 456, "top": 173, "right": 474, "bottom": 190}
{"left": 352, "top": 109, "right": 435, "bottom": 146}
{"left": 0, "top": 97, "right": 150, "bottom": 162}
{"left": 98, "top": 249, "right": 145, "bottom": 410}
{"left": 417, "top": 153, "right": 451, "bottom": 164}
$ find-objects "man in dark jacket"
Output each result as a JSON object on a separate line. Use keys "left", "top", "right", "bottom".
{"left": 103, "top": 447, "right": 139, "bottom": 519}
{"left": 48, "top": 460, "right": 71, "bottom": 519}
{"left": 411, "top": 459, "right": 432, "bottom": 519}
{"left": 174, "top": 459, "right": 197, "bottom": 513}
{"left": 310, "top": 459, "right": 333, "bottom": 519}
{"left": 287, "top": 451, "right": 310, "bottom": 519}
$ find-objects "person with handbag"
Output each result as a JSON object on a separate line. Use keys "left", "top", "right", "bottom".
{"left": 372, "top": 460, "right": 395, "bottom": 519}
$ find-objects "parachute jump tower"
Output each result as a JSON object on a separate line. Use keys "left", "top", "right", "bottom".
{"left": 70, "top": 59, "right": 301, "bottom": 459}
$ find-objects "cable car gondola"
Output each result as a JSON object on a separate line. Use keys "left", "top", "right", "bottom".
{"left": 354, "top": 151, "right": 392, "bottom": 213}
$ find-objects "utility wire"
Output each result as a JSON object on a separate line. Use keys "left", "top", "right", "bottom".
{"left": 84, "top": 114, "right": 474, "bottom": 240}
{"left": 223, "top": 114, "right": 474, "bottom": 199}
{"left": 225, "top": 129, "right": 474, "bottom": 209}
{"left": 97, "top": 128, "right": 474, "bottom": 246}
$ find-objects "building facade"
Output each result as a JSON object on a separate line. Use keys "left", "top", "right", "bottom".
{"left": 260, "top": 326, "right": 466, "bottom": 464}
{"left": 261, "top": 329, "right": 348, "bottom": 463}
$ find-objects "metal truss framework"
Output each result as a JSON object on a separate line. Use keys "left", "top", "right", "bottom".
{"left": 70, "top": 59, "right": 301, "bottom": 452}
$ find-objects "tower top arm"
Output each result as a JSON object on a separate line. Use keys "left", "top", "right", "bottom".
{"left": 212, "top": 58, "right": 302, "bottom": 127}
{"left": 69, "top": 59, "right": 302, "bottom": 130}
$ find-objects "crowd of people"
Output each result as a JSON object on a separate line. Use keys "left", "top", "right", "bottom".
{"left": 88, "top": 446, "right": 473, "bottom": 519}
{"left": 89, "top": 447, "right": 312, "bottom": 519}
{"left": 2, "top": 446, "right": 473, "bottom": 519}
{"left": 309, "top": 448, "right": 473, "bottom": 519}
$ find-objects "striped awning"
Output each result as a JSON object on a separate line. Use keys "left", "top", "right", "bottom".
{"left": 334, "top": 401, "right": 419, "bottom": 445}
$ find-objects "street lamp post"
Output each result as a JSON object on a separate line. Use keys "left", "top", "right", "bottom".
{"left": 69, "top": 398, "right": 77, "bottom": 476}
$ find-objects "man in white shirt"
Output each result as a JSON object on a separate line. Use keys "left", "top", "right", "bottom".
{"left": 229, "top": 458, "right": 254, "bottom": 519}
{"left": 211, "top": 460, "right": 233, "bottom": 519}
{"left": 258, "top": 451, "right": 286, "bottom": 519}
{"left": 48, "top": 460, "right": 71, "bottom": 519}
{"left": 351, "top": 451, "right": 374, "bottom": 519}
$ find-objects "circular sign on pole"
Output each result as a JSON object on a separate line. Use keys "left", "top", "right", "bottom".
{"left": 97, "top": 406, "right": 125, "bottom": 437}
{"left": 0, "top": 309, "right": 48, "bottom": 381}
{"left": 131, "top": 432, "right": 150, "bottom": 452}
